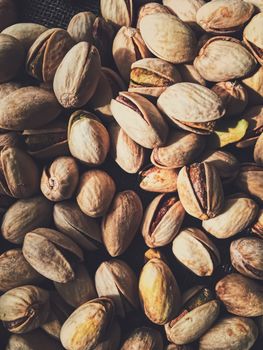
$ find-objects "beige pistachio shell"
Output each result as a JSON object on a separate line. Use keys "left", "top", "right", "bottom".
{"left": 53, "top": 42, "right": 101, "bottom": 108}
{"left": 0, "top": 285, "right": 50, "bottom": 333}
{"left": 139, "top": 258, "right": 181, "bottom": 325}
{"left": 95, "top": 259, "right": 139, "bottom": 317}
{"left": 109, "top": 122, "right": 145, "bottom": 173}
{"left": 0, "top": 81, "right": 21, "bottom": 100}
{"left": 53, "top": 201, "right": 102, "bottom": 251}
{"left": 142, "top": 193, "right": 185, "bottom": 248}
{"left": 102, "top": 190, "right": 143, "bottom": 256}
{"left": 178, "top": 64, "right": 206, "bottom": 86}
{"left": 151, "top": 130, "right": 205, "bottom": 169}
{"left": 230, "top": 237, "right": 263, "bottom": 280}
{"left": 235, "top": 163, "right": 263, "bottom": 202}
{"left": 251, "top": 208, "right": 263, "bottom": 238}
{"left": 76, "top": 170, "right": 115, "bottom": 218}
{"left": 216, "top": 273, "right": 263, "bottom": 317}
{"left": 172, "top": 227, "right": 220, "bottom": 276}
{"left": 67, "top": 11, "right": 96, "bottom": 43}
{"left": 203, "top": 195, "right": 258, "bottom": 238}
{"left": 139, "top": 166, "right": 178, "bottom": 193}
{"left": 254, "top": 132, "right": 263, "bottom": 165}
{"left": 100, "top": 0, "right": 133, "bottom": 27}
{"left": 244, "top": 13, "right": 263, "bottom": 64}
{"left": 120, "top": 327, "right": 163, "bottom": 350}
{"left": 242, "top": 66, "right": 263, "bottom": 104}
{"left": 196, "top": 0, "right": 254, "bottom": 33}
{"left": 1, "top": 195, "right": 53, "bottom": 244}
{"left": 194, "top": 36, "right": 257, "bottom": 82}
{"left": 111, "top": 91, "right": 168, "bottom": 149}
{"left": 60, "top": 297, "right": 115, "bottom": 350}
{"left": 94, "top": 320, "right": 120, "bottom": 350}
{"left": 199, "top": 316, "right": 258, "bottom": 350}
{"left": 245, "top": 0, "right": 263, "bottom": 12}
{"left": 137, "top": 2, "right": 170, "bottom": 29}
{"left": 23, "top": 228, "right": 84, "bottom": 283}
{"left": 165, "top": 300, "right": 220, "bottom": 345}
{"left": 140, "top": 13, "right": 196, "bottom": 64}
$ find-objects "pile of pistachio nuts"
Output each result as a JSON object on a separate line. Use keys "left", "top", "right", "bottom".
{"left": 0, "top": 0, "right": 262, "bottom": 349}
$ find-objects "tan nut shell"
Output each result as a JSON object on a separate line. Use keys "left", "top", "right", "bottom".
{"left": 178, "top": 63, "right": 206, "bottom": 86}
{"left": 164, "top": 0, "right": 205, "bottom": 27}
{"left": 137, "top": 3, "right": 170, "bottom": 29}
{"left": 235, "top": 164, "right": 263, "bottom": 202}
{"left": 242, "top": 66, "right": 263, "bottom": 104}
{"left": 194, "top": 37, "right": 257, "bottom": 82}
{"left": 140, "top": 13, "right": 197, "bottom": 64}
{"left": 172, "top": 227, "right": 220, "bottom": 276}
{"left": 139, "top": 166, "right": 178, "bottom": 193}
{"left": 244, "top": 13, "right": 263, "bottom": 64}
{"left": 100, "top": 0, "right": 133, "bottom": 27}
{"left": 254, "top": 132, "right": 263, "bottom": 165}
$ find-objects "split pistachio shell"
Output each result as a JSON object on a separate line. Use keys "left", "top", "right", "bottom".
{"left": 202, "top": 195, "right": 258, "bottom": 239}
{"left": 254, "top": 132, "right": 263, "bottom": 165}
{"left": 76, "top": 170, "right": 116, "bottom": 218}
{"left": 53, "top": 201, "right": 102, "bottom": 251}
{"left": 242, "top": 66, "right": 263, "bottom": 104}
{"left": 23, "top": 228, "right": 84, "bottom": 283}
{"left": 111, "top": 91, "right": 168, "bottom": 149}
{"left": 194, "top": 36, "right": 257, "bottom": 82}
{"left": 95, "top": 259, "right": 139, "bottom": 317}
{"left": 137, "top": 3, "right": 170, "bottom": 29}
{"left": 100, "top": 0, "right": 133, "bottom": 27}
{"left": 142, "top": 193, "right": 185, "bottom": 248}
{"left": 139, "top": 166, "right": 178, "bottom": 193}
{"left": 68, "top": 111, "right": 110, "bottom": 166}
{"left": 244, "top": 13, "right": 263, "bottom": 65}
{"left": 216, "top": 273, "right": 263, "bottom": 317}
{"left": 53, "top": 42, "right": 101, "bottom": 108}
{"left": 230, "top": 237, "right": 263, "bottom": 280}
{"left": 178, "top": 64, "right": 206, "bottom": 86}
{"left": 172, "top": 228, "right": 220, "bottom": 276}
{"left": 245, "top": 0, "right": 263, "bottom": 12}
{"left": 1, "top": 196, "right": 53, "bottom": 244}
{"left": 109, "top": 122, "right": 145, "bottom": 173}
{"left": 129, "top": 58, "right": 182, "bottom": 97}
{"left": 196, "top": 0, "right": 254, "bottom": 33}
{"left": 140, "top": 13, "right": 197, "bottom": 64}
{"left": 0, "top": 285, "right": 50, "bottom": 333}
{"left": 199, "top": 316, "right": 258, "bottom": 350}
{"left": 139, "top": 258, "right": 181, "bottom": 325}
{"left": 151, "top": 130, "right": 205, "bottom": 169}
{"left": 60, "top": 297, "right": 115, "bottom": 350}
{"left": 120, "top": 327, "right": 163, "bottom": 350}
{"left": 235, "top": 163, "right": 263, "bottom": 202}
{"left": 102, "top": 190, "right": 143, "bottom": 256}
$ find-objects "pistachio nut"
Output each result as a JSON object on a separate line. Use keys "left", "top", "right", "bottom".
{"left": 68, "top": 110, "right": 110, "bottom": 166}
{"left": 112, "top": 26, "right": 151, "bottom": 82}
{"left": 2, "top": 23, "right": 47, "bottom": 51}
{"left": 0, "top": 0, "right": 17, "bottom": 31}
{"left": 6, "top": 330, "right": 64, "bottom": 350}
{"left": 211, "top": 81, "right": 248, "bottom": 117}
{"left": 254, "top": 132, "right": 263, "bottom": 165}
{"left": 199, "top": 316, "right": 258, "bottom": 350}
{"left": 41, "top": 156, "right": 79, "bottom": 202}
{"left": 0, "top": 82, "right": 21, "bottom": 100}
{"left": 137, "top": 2, "right": 170, "bottom": 29}
{"left": 95, "top": 259, "right": 139, "bottom": 317}
{"left": 244, "top": 13, "right": 263, "bottom": 65}
{"left": 178, "top": 64, "right": 206, "bottom": 86}
{"left": 100, "top": 0, "right": 133, "bottom": 27}
{"left": 129, "top": 58, "right": 182, "bottom": 97}
{"left": 67, "top": 11, "right": 96, "bottom": 43}
{"left": 245, "top": 0, "right": 263, "bottom": 12}
{"left": 111, "top": 91, "right": 168, "bottom": 148}
{"left": 102, "top": 190, "right": 143, "bottom": 256}
{"left": 54, "top": 263, "right": 97, "bottom": 308}
{"left": 23, "top": 228, "right": 84, "bottom": 283}
{"left": 172, "top": 228, "right": 220, "bottom": 276}
{"left": 94, "top": 321, "right": 120, "bottom": 350}
{"left": 230, "top": 237, "right": 263, "bottom": 280}
{"left": 0, "top": 285, "right": 50, "bottom": 333}
{"left": 139, "top": 258, "right": 181, "bottom": 324}
{"left": 26, "top": 28, "right": 74, "bottom": 82}
{"left": 76, "top": 170, "right": 116, "bottom": 218}
{"left": 140, "top": 13, "right": 197, "bottom": 63}
{"left": 0, "top": 34, "right": 24, "bottom": 83}
{"left": 142, "top": 193, "right": 185, "bottom": 248}
{"left": 235, "top": 163, "right": 263, "bottom": 202}
{"left": 202, "top": 194, "right": 258, "bottom": 238}
{"left": 139, "top": 165, "right": 178, "bottom": 192}
{"left": 53, "top": 42, "right": 101, "bottom": 108}
{"left": 0, "top": 87, "right": 61, "bottom": 131}
{"left": 89, "top": 67, "right": 126, "bottom": 119}
{"left": 216, "top": 273, "right": 263, "bottom": 317}
{"left": 157, "top": 83, "right": 225, "bottom": 135}
{"left": 165, "top": 286, "right": 220, "bottom": 344}
{"left": 23, "top": 118, "right": 68, "bottom": 159}
{"left": 144, "top": 248, "right": 167, "bottom": 263}
{"left": 0, "top": 249, "right": 41, "bottom": 291}
{"left": 196, "top": 0, "right": 254, "bottom": 33}
{"left": 120, "top": 327, "right": 163, "bottom": 350}
{"left": 151, "top": 130, "right": 205, "bottom": 169}
{"left": 109, "top": 122, "right": 145, "bottom": 173}
{"left": 242, "top": 66, "right": 263, "bottom": 104}
{"left": 251, "top": 208, "right": 263, "bottom": 238}
{"left": 177, "top": 162, "right": 224, "bottom": 220}
{"left": 194, "top": 36, "right": 257, "bottom": 82}
{"left": 60, "top": 297, "right": 115, "bottom": 350}
{"left": 1, "top": 195, "right": 53, "bottom": 244}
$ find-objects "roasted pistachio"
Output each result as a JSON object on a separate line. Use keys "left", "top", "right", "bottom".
{"left": 0, "top": 82, "right": 21, "bottom": 100}
{"left": 254, "top": 132, "right": 263, "bottom": 165}
{"left": 100, "top": 0, "right": 133, "bottom": 27}
{"left": 95, "top": 321, "right": 120, "bottom": 350}
{"left": 137, "top": 2, "right": 170, "bottom": 29}
{"left": 120, "top": 327, "right": 163, "bottom": 350}
{"left": 178, "top": 63, "right": 206, "bottom": 86}
{"left": 235, "top": 163, "right": 263, "bottom": 202}
{"left": 244, "top": 13, "right": 263, "bottom": 65}
{"left": 139, "top": 165, "right": 178, "bottom": 192}
{"left": 251, "top": 208, "right": 263, "bottom": 238}
{"left": 242, "top": 66, "right": 263, "bottom": 104}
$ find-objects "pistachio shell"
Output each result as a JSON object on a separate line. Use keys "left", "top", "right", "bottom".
{"left": 254, "top": 132, "right": 263, "bottom": 165}
{"left": 242, "top": 66, "right": 263, "bottom": 104}
{"left": 100, "top": 0, "right": 133, "bottom": 27}
{"left": 140, "top": 13, "right": 197, "bottom": 63}
{"left": 0, "top": 82, "right": 21, "bottom": 100}
{"left": 67, "top": 11, "right": 96, "bottom": 43}
{"left": 251, "top": 208, "right": 263, "bottom": 238}
{"left": 139, "top": 166, "right": 178, "bottom": 193}
{"left": 178, "top": 64, "right": 206, "bottom": 86}
{"left": 245, "top": 0, "right": 263, "bottom": 12}
{"left": 235, "top": 163, "right": 263, "bottom": 202}
{"left": 137, "top": 3, "right": 170, "bottom": 29}
{"left": 244, "top": 13, "right": 263, "bottom": 64}
{"left": 94, "top": 321, "right": 120, "bottom": 350}
{"left": 120, "top": 327, "right": 163, "bottom": 350}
